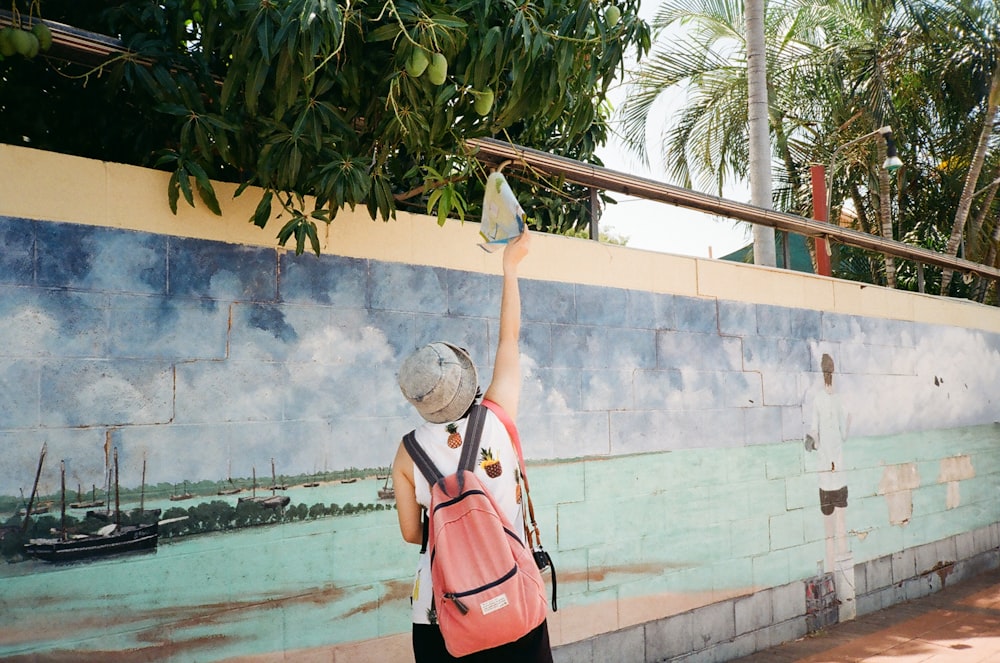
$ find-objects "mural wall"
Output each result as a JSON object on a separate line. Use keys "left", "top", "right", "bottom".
{"left": 1, "top": 207, "right": 999, "bottom": 661}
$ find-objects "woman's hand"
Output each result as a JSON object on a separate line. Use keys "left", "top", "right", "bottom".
{"left": 503, "top": 228, "right": 531, "bottom": 273}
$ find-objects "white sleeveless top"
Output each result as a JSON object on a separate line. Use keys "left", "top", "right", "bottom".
{"left": 809, "top": 388, "right": 848, "bottom": 491}
{"left": 408, "top": 405, "right": 525, "bottom": 625}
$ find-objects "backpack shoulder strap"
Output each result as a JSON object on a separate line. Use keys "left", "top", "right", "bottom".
{"left": 403, "top": 404, "right": 489, "bottom": 485}
{"left": 403, "top": 430, "right": 443, "bottom": 486}
{"left": 480, "top": 399, "right": 559, "bottom": 612}
{"left": 457, "top": 404, "right": 487, "bottom": 473}
{"left": 481, "top": 399, "right": 526, "bottom": 476}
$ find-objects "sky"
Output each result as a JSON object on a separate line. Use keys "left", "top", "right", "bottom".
{"left": 593, "top": 3, "right": 754, "bottom": 259}
{"left": 595, "top": 134, "right": 753, "bottom": 259}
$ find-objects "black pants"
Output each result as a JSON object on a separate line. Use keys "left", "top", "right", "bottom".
{"left": 819, "top": 486, "right": 849, "bottom": 516}
{"left": 412, "top": 620, "right": 553, "bottom": 663}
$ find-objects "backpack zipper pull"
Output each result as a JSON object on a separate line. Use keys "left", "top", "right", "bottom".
{"left": 445, "top": 593, "right": 470, "bottom": 615}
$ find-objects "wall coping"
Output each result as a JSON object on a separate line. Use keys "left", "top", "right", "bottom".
{"left": 3, "top": 142, "right": 999, "bottom": 333}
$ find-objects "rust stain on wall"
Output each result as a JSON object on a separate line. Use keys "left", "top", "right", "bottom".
{"left": 0, "top": 634, "right": 232, "bottom": 663}
{"left": 342, "top": 579, "right": 412, "bottom": 618}
{"left": 4, "top": 583, "right": 352, "bottom": 657}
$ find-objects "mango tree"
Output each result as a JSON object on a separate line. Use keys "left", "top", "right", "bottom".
{"left": 0, "top": 0, "right": 650, "bottom": 253}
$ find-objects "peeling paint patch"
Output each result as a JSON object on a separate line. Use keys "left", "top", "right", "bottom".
{"left": 939, "top": 455, "right": 975, "bottom": 482}
{"left": 877, "top": 463, "right": 920, "bottom": 526}
{"left": 939, "top": 455, "right": 975, "bottom": 509}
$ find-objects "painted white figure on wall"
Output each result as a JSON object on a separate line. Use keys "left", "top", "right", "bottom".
{"left": 804, "top": 353, "right": 856, "bottom": 621}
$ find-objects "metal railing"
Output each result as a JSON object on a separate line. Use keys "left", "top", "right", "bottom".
{"left": 467, "top": 137, "right": 1000, "bottom": 287}
{"left": 0, "top": 10, "right": 143, "bottom": 67}
{"left": 6, "top": 11, "right": 997, "bottom": 289}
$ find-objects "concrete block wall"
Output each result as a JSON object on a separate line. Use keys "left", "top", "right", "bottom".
{"left": 557, "top": 524, "right": 999, "bottom": 663}
{"left": 1, "top": 145, "right": 999, "bottom": 662}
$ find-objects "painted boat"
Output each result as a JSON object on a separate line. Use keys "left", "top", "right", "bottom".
{"left": 24, "top": 521, "right": 159, "bottom": 562}
{"left": 69, "top": 484, "right": 105, "bottom": 509}
{"left": 238, "top": 467, "right": 290, "bottom": 509}
{"left": 377, "top": 474, "right": 394, "bottom": 500}
{"left": 169, "top": 481, "right": 194, "bottom": 501}
{"left": 24, "top": 449, "right": 162, "bottom": 563}
{"left": 266, "top": 458, "right": 287, "bottom": 490}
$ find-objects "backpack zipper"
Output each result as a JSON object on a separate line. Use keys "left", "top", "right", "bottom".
{"left": 442, "top": 594, "right": 470, "bottom": 615}
{"left": 442, "top": 564, "right": 518, "bottom": 617}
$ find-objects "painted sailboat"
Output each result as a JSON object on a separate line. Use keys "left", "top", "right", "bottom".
{"left": 238, "top": 467, "right": 290, "bottom": 509}
{"left": 70, "top": 483, "right": 104, "bottom": 509}
{"left": 18, "top": 490, "right": 51, "bottom": 516}
{"left": 217, "top": 458, "right": 243, "bottom": 495}
{"left": 23, "top": 449, "right": 161, "bottom": 563}
{"left": 18, "top": 445, "right": 50, "bottom": 521}
{"left": 266, "top": 458, "right": 287, "bottom": 491}
{"left": 377, "top": 473, "right": 394, "bottom": 500}
{"left": 169, "top": 481, "right": 194, "bottom": 501}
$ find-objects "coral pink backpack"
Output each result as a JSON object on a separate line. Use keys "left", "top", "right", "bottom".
{"left": 403, "top": 404, "right": 548, "bottom": 657}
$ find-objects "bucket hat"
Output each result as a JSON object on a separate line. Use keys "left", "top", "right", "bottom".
{"left": 398, "top": 342, "right": 479, "bottom": 423}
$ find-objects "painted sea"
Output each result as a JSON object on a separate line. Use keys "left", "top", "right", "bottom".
{"left": 1, "top": 477, "right": 414, "bottom": 661}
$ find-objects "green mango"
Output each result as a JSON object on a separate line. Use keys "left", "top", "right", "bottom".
{"left": 32, "top": 23, "right": 52, "bottom": 52}
{"left": 605, "top": 5, "right": 621, "bottom": 27}
{"left": 474, "top": 88, "right": 494, "bottom": 116}
{"left": 427, "top": 52, "right": 447, "bottom": 85}
{"left": 11, "top": 29, "right": 39, "bottom": 58}
{"left": 406, "top": 49, "right": 429, "bottom": 78}
{"left": 0, "top": 28, "right": 16, "bottom": 57}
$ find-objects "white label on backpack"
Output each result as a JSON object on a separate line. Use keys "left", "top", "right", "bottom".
{"left": 480, "top": 593, "right": 510, "bottom": 615}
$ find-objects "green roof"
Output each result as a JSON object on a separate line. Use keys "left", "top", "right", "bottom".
{"left": 720, "top": 231, "right": 815, "bottom": 273}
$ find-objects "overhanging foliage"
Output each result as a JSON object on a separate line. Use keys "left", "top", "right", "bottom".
{"left": 0, "top": 0, "right": 650, "bottom": 253}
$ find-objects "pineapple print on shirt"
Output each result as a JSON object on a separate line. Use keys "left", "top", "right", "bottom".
{"left": 446, "top": 423, "right": 462, "bottom": 449}
{"left": 480, "top": 447, "right": 503, "bottom": 478}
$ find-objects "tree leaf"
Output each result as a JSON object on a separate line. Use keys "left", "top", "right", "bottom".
{"left": 247, "top": 59, "right": 270, "bottom": 115}
{"left": 177, "top": 166, "right": 195, "bottom": 208}
{"left": 167, "top": 171, "right": 180, "bottom": 214}
{"left": 188, "top": 162, "right": 223, "bottom": 215}
{"left": 253, "top": 190, "right": 274, "bottom": 229}
{"left": 276, "top": 214, "right": 298, "bottom": 246}
{"left": 306, "top": 218, "right": 321, "bottom": 255}
{"left": 367, "top": 24, "right": 401, "bottom": 42}
{"left": 256, "top": 11, "right": 273, "bottom": 61}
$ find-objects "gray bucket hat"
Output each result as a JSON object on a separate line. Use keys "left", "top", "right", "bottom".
{"left": 398, "top": 342, "right": 479, "bottom": 424}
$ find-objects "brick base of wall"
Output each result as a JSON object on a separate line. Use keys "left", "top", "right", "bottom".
{"left": 553, "top": 523, "right": 1000, "bottom": 663}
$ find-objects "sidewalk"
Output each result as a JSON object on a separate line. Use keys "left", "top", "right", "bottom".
{"left": 731, "top": 568, "right": 1000, "bottom": 662}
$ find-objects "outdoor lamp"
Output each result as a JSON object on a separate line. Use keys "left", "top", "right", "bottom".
{"left": 883, "top": 131, "right": 903, "bottom": 173}
{"left": 826, "top": 125, "right": 903, "bottom": 225}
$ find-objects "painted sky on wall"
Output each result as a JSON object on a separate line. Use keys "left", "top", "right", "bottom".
{"left": 1, "top": 217, "right": 999, "bottom": 496}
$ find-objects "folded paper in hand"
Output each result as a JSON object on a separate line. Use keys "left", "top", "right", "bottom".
{"left": 479, "top": 172, "right": 525, "bottom": 252}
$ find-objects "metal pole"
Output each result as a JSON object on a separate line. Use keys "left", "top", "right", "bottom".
{"left": 589, "top": 188, "right": 600, "bottom": 241}
{"left": 810, "top": 164, "right": 832, "bottom": 276}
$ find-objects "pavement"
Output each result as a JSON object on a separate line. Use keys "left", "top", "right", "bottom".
{"left": 731, "top": 568, "right": 1000, "bottom": 663}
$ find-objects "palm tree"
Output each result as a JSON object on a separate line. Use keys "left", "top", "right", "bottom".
{"left": 746, "top": 0, "right": 777, "bottom": 266}
{"left": 618, "top": 0, "right": 888, "bottom": 265}
{"left": 877, "top": 136, "right": 899, "bottom": 287}
{"left": 932, "top": 0, "right": 1000, "bottom": 294}
{"left": 618, "top": 0, "right": 759, "bottom": 195}
{"left": 619, "top": 0, "right": 1000, "bottom": 301}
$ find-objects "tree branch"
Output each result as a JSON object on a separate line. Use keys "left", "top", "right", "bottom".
{"left": 393, "top": 174, "right": 469, "bottom": 202}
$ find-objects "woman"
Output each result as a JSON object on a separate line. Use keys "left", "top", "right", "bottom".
{"left": 392, "top": 230, "right": 552, "bottom": 662}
